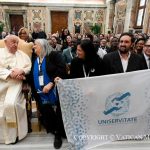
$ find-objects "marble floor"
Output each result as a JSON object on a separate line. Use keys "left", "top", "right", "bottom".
{"left": 0, "top": 131, "right": 69, "bottom": 150}
{"left": 1, "top": 131, "right": 150, "bottom": 150}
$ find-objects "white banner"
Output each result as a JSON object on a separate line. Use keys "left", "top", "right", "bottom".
{"left": 57, "top": 70, "right": 150, "bottom": 150}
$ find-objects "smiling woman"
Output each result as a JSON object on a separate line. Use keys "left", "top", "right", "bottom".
{"left": 70, "top": 39, "right": 105, "bottom": 78}
{"left": 30, "top": 38, "right": 67, "bottom": 149}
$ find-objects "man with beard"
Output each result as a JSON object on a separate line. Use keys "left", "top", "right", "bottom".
{"left": 49, "top": 36, "right": 62, "bottom": 53}
{"left": 103, "top": 32, "right": 146, "bottom": 74}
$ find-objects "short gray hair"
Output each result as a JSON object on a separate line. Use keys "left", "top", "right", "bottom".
{"left": 34, "top": 39, "right": 54, "bottom": 58}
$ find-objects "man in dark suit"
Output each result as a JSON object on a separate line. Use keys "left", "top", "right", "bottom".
{"left": 139, "top": 39, "right": 150, "bottom": 69}
{"left": 103, "top": 32, "right": 146, "bottom": 74}
{"left": 97, "top": 38, "right": 110, "bottom": 58}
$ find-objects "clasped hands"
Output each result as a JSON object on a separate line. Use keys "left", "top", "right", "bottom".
{"left": 10, "top": 68, "right": 25, "bottom": 80}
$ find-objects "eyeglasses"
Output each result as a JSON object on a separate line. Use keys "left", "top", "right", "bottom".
{"left": 144, "top": 45, "right": 150, "bottom": 48}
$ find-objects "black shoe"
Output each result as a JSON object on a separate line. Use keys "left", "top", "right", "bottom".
{"left": 54, "top": 135, "right": 62, "bottom": 149}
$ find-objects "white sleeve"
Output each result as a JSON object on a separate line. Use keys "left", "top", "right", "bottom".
{"left": 0, "top": 67, "right": 12, "bottom": 80}
{"left": 0, "top": 49, "right": 12, "bottom": 80}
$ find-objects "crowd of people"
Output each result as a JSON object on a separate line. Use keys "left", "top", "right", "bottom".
{"left": 0, "top": 27, "right": 150, "bottom": 149}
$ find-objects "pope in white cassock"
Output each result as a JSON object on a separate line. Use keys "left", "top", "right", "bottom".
{"left": 0, "top": 35, "right": 31, "bottom": 144}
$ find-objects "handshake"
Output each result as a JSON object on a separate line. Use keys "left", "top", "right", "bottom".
{"left": 10, "top": 68, "right": 26, "bottom": 80}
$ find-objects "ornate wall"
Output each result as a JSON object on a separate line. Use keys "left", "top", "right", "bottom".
{"left": 0, "top": 3, "right": 106, "bottom": 34}
{"left": 73, "top": 8, "right": 105, "bottom": 34}
{"left": 143, "top": 0, "right": 150, "bottom": 34}
{"left": 0, "top": 5, "right": 28, "bottom": 33}
{"left": 0, "top": 6, "right": 8, "bottom": 32}
{"left": 129, "top": 0, "right": 138, "bottom": 29}
{"left": 0, "top": 9, "right": 4, "bottom": 22}
{"left": 114, "top": 0, "right": 127, "bottom": 34}
{"left": 27, "top": 7, "right": 47, "bottom": 32}
{"left": 113, "top": 0, "right": 150, "bottom": 34}
{"left": 1, "top": 0, "right": 149, "bottom": 35}
{"left": 107, "top": 0, "right": 115, "bottom": 33}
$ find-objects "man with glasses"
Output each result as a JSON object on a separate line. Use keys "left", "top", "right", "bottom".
{"left": 140, "top": 39, "right": 150, "bottom": 69}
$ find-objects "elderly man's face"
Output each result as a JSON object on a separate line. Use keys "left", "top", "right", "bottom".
{"left": 5, "top": 36, "right": 19, "bottom": 54}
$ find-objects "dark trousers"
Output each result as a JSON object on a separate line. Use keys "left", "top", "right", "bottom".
{"left": 39, "top": 100, "right": 66, "bottom": 137}
{"left": 24, "top": 91, "right": 32, "bottom": 132}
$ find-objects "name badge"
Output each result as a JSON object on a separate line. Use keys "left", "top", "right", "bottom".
{"left": 39, "top": 75, "right": 44, "bottom": 86}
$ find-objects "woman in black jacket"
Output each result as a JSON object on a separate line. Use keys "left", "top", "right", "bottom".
{"left": 70, "top": 39, "right": 105, "bottom": 78}
{"left": 30, "top": 39, "right": 66, "bottom": 149}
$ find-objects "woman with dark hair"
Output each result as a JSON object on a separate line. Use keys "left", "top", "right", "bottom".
{"left": 70, "top": 39, "right": 105, "bottom": 78}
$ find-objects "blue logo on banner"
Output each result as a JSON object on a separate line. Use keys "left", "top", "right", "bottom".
{"left": 103, "top": 92, "right": 131, "bottom": 116}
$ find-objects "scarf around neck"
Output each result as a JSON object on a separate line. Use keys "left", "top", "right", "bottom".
{"left": 33, "top": 57, "right": 57, "bottom": 105}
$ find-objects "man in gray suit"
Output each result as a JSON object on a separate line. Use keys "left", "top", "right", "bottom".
{"left": 62, "top": 38, "right": 77, "bottom": 74}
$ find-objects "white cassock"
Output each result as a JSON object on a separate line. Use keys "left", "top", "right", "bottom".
{"left": 0, "top": 47, "right": 31, "bottom": 144}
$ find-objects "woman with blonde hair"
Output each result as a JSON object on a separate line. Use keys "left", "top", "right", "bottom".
{"left": 17, "top": 27, "right": 33, "bottom": 57}
{"left": 18, "top": 27, "right": 32, "bottom": 42}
